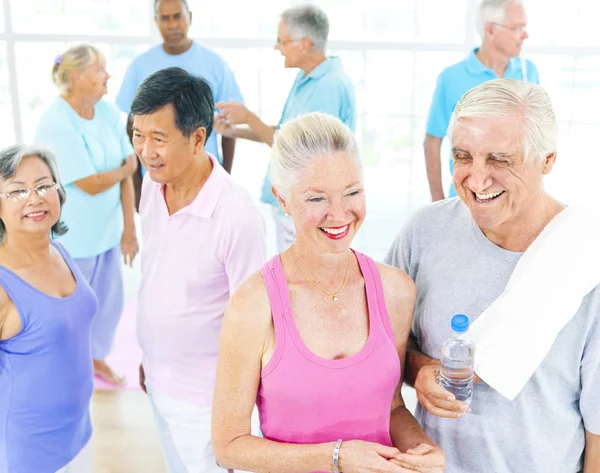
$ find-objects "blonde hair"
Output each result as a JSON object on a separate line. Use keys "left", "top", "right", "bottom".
{"left": 270, "top": 112, "right": 361, "bottom": 200}
{"left": 51, "top": 44, "right": 105, "bottom": 95}
{"left": 448, "top": 78, "right": 557, "bottom": 162}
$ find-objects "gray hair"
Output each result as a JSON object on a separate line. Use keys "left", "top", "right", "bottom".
{"left": 281, "top": 4, "right": 329, "bottom": 53}
{"left": 448, "top": 78, "right": 557, "bottom": 163}
{"left": 270, "top": 112, "right": 361, "bottom": 201}
{"left": 52, "top": 44, "right": 105, "bottom": 96}
{"left": 476, "top": 0, "right": 524, "bottom": 38}
{"left": 0, "top": 145, "right": 68, "bottom": 243}
{"left": 154, "top": 0, "right": 190, "bottom": 15}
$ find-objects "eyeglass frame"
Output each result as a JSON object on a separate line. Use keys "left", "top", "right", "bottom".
{"left": 490, "top": 23, "right": 527, "bottom": 34}
{"left": 275, "top": 37, "right": 302, "bottom": 46}
{"left": 0, "top": 182, "right": 59, "bottom": 203}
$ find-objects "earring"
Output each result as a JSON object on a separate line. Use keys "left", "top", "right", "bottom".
{"left": 284, "top": 212, "right": 290, "bottom": 216}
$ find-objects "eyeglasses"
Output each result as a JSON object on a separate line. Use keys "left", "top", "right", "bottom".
{"left": 492, "top": 23, "right": 527, "bottom": 34}
{"left": 0, "top": 183, "right": 59, "bottom": 203}
{"left": 276, "top": 37, "right": 301, "bottom": 46}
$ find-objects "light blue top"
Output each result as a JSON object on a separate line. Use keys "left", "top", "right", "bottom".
{"left": 426, "top": 48, "right": 540, "bottom": 197}
{"left": 35, "top": 98, "right": 133, "bottom": 259}
{"left": 261, "top": 57, "right": 356, "bottom": 209}
{"left": 116, "top": 41, "right": 244, "bottom": 163}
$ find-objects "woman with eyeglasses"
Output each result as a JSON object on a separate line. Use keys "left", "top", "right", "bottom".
{"left": 0, "top": 145, "right": 97, "bottom": 473}
{"left": 34, "top": 44, "right": 139, "bottom": 385}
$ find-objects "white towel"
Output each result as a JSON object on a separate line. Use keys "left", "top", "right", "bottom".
{"left": 469, "top": 206, "right": 600, "bottom": 401}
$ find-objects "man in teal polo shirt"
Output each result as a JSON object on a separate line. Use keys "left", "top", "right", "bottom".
{"left": 215, "top": 4, "right": 356, "bottom": 252}
{"left": 425, "top": 0, "right": 539, "bottom": 201}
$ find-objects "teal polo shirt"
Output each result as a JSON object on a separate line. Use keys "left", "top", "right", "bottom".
{"left": 426, "top": 48, "right": 540, "bottom": 196}
{"left": 261, "top": 57, "right": 356, "bottom": 208}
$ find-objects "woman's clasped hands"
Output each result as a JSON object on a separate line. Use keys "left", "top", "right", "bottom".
{"left": 338, "top": 440, "right": 445, "bottom": 473}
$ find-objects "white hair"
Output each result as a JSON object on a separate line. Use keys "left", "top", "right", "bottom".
{"left": 448, "top": 78, "right": 557, "bottom": 163}
{"left": 281, "top": 4, "right": 329, "bottom": 53}
{"left": 270, "top": 113, "right": 361, "bottom": 201}
{"left": 476, "top": 0, "right": 524, "bottom": 38}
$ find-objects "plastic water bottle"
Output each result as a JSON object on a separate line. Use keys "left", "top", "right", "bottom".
{"left": 439, "top": 314, "right": 476, "bottom": 405}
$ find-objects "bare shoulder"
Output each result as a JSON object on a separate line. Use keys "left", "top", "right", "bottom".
{"left": 226, "top": 269, "right": 272, "bottom": 330}
{"left": 375, "top": 262, "right": 415, "bottom": 337}
{"left": 375, "top": 261, "right": 416, "bottom": 305}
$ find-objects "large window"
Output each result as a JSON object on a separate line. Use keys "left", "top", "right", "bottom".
{"left": 1, "top": 0, "right": 599, "bottom": 257}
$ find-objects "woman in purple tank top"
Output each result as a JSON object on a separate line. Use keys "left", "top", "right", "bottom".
{"left": 0, "top": 145, "right": 97, "bottom": 473}
{"left": 213, "top": 114, "right": 444, "bottom": 473}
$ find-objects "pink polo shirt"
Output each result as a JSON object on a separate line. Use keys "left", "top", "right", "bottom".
{"left": 137, "top": 154, "right": 266, "bottom": 405}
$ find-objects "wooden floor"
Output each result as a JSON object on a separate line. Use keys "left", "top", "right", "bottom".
{"left": 91, "top": 390, "right": 166, "bottom": 473}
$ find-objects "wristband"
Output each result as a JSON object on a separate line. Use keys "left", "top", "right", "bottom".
{"left": 332, "top": 439, "right": 343, "bottom": 473}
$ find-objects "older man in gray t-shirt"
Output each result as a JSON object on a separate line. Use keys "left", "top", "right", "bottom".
{"left": 386, "top": 78, "right": 600, "bottom": 473}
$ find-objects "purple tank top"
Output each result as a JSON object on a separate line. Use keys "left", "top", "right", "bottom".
{"left": 257, "top": 250, "right": 400, "bottom": 471}
{"left": 0, "top": 242, "right": 97, "bottom": 473}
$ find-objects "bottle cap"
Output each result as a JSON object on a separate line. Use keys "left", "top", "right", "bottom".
{"left": 451, "top": 314, "right": 469, "bottom": 333}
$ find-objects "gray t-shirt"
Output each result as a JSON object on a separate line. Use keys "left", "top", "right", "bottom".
{"left": 385, "top": 198, "right": 600, "bottom": 473}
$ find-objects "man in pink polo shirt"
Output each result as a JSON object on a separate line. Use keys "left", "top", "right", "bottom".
{"left": 130, "top": 67, "right": 266, "bottom": 473}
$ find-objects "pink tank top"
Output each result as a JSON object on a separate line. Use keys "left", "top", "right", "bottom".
{"left": 257, "top": 251, "right": 400, "bottom": 466}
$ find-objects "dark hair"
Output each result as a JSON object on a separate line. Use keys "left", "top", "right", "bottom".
{"left": 130, "top": 67, "right": 214, "bottom": 140}
{"left": 154, "top": 0, "right": 190, "bottom": 15}
{"left": 0, "top": 145, "right": 68, "bottom": 243}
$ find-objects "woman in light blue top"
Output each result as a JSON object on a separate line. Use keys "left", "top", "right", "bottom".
{"left": 35, "top": 44, "right": 138, "bottom": 385}
{"left": 0, "top": 145, "right": 97, "bottom": 473}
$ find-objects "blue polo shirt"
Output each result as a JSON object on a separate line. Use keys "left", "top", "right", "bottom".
{"left": 426, "top": 48, "right": 540, "bottom": 196}
{"left": 35, "top": 98, "right": 133, "bottom": 259}
{"left": 116, "top": 41, "right": 243, "bottom": 164}
{"left": 261, "top": 57, "right": 356, "bottom": 208}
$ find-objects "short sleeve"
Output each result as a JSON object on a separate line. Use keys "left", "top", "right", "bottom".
{"left": 580, "top": 310, "right": 600, "bottom": 434}
{"left": 527, "top": 60, "right": 541, "bottom": 85}
{"left": 34, "top": 113, "right": 96, "bottom": 186}
{"left": 384, "top": 228, "right": 410, "bottom": 274}
{"left": 115, "top": 62, "right": 139, "bottom": 114}
{"left": 222, "top": 205, "right": 266, "bottom": 293}
{"left": 215, "top": 59, "right": 244, "bottom": 105}
{"left": 302, "top": 80, "right": 345, "bottom": 123}
{"left": 425, "top": 71, "right": 450, "bottom": 138}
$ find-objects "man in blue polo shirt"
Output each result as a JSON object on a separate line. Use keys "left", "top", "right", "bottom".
{"left": 425, "top": 0, "right": 539, "bottom": 201}
{"left": 215, "top": 4, "right": 355, "bottom": 252}
{"left": 116, "top": 0, "right": 243, "bottom": 177}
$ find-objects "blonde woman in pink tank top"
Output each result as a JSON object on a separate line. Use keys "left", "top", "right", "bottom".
{"left": 213, "top": 113, "right": 444, "bottom": 473}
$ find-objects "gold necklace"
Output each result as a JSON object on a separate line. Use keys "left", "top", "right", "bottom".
{"left": 290, "top": 246, "right": 351, "bottom": 302}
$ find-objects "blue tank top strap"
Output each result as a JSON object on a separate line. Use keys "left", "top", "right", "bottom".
{"left": 354, "top": 251, "right": 396, "bottom": 344}
{"left": 0, "top": 267, "right": 30, "bottom": 331}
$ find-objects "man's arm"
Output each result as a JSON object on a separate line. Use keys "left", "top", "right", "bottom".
{"left": 246, "top": 113, "right": 276, "bottom": 147}
{"left": 584, "top": 431, "right": 600, "bottom": 473}
{"left": 221, "top": 137, "right": 236, "bottom": 174}
{"left": 216, "top": 101, "right": 276, "bottom": 147}
{"left": 424, "top": 134, "right": 445, "bottom": 202}
{"left": 405, "top": 337, "right": 437, "bottom": 388}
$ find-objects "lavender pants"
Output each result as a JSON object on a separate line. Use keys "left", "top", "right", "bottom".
{"left": 74, "top": 245, "right": 124, "bottom": 360}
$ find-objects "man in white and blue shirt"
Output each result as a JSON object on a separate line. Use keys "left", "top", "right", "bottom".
{"left": 215, "top": 4, "right": 356, "bottom": 252}
{"left": 424, "top": 0, "right": 539, "bottom": 201}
